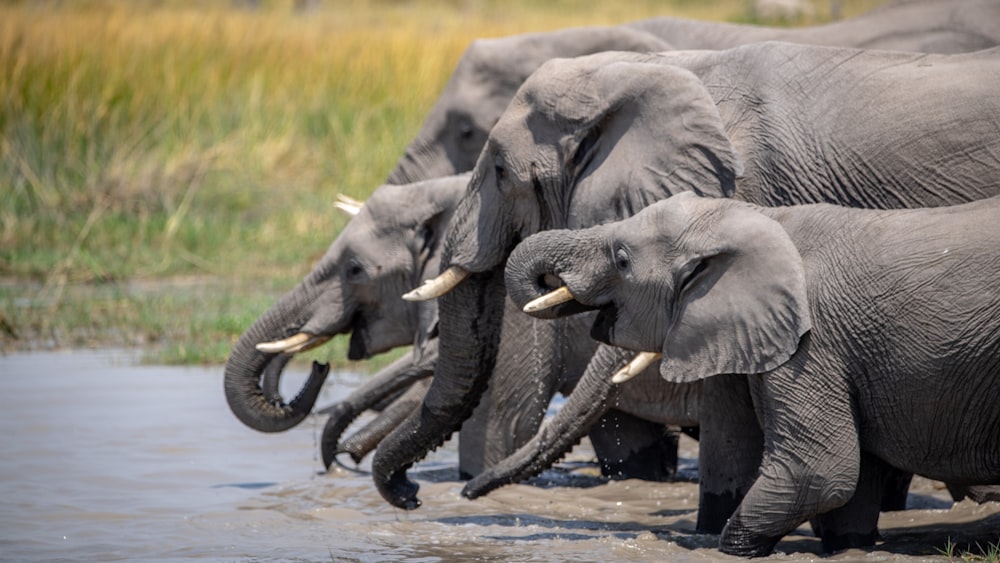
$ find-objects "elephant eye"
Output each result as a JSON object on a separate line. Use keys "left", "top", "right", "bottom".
{"left": 614, "top": 247, "right": 631, "bottom": 272}
{"left": 345, "top": 260, "right": 365, "bottom": 281}
{"left": 458, "top": 120, "right": 475, "bottom": 142}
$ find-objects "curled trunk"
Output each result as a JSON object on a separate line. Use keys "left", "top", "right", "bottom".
{"left": 224, "top": 282, "right": 329, "bottom": 433}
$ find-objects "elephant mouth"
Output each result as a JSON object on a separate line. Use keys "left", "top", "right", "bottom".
{"left": 347, "top": 313, "right": 369, "bottom": 360}
{"left": 590, "top": 304, "right": 618, "bottom": 344}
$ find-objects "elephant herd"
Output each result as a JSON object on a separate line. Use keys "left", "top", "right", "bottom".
{"left": 224, "top": 0, "right": 1000, "bottom": 557}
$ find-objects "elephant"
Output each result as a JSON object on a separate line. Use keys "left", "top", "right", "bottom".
{"left": 229, "top": 0, "right": 1000, "bottom": 486}
{"left": 501, "top": 192, "right": 1000, "bottom": 557}
{"left": 318, "top": 0, "right": 1000, "bottom": 472}
{"left": 223, "top": 173, "right": 680, "bottom": 481}
{"left": 386, "top": 0, "right": 1000, "bottom": 185}
{"left": 224, "top": 175, "right": 466, "bottom": 433}
{"left": 372, "top": 40, "right": 1000, "bottom": 536}
{"left": 624, "top": 0, "right": 1000, "bottom": 54}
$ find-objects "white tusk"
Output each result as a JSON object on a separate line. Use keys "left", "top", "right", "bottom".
{"left": 336, "top": 193, "right": 365, "bottom": 208}
{"left": 522, "top": 286, "right": 575, "bottom": 313}
{"left": 402, "top": 266, "right": 470, "bottom": 301}
{"left": 334, "top": 201, "right": 361, "bottom": 216}
{"left": 334, "top": 194, "right": 363, "bottom": 216}
{"left": 611, "top": 352, "right": 662, "bottom": 384}
{"left": 256, "top": 333, "right": 332, "bottom": 354}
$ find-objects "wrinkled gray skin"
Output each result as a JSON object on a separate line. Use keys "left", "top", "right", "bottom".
{"left": 318, "top": 0, "right": 1000, "bottom": 478}
{"left": 463, "top": 342, "right": 702, "bottom": 496}
{"left": 503, "top": 193, "right": 1000, "bottom": 557}
{"left": 318, "top": 345, "right": 435, "bottom": 468}
{"left": 225, "top": 173, "right": 670, "bottom": 480}
{"left": 233, "top": 0, "right": 1000, "bottom": 481}
{"left": 370, "top": 41, "right": 1000, "bottom": 523}
{"left": 387, "top": 0, "right": 1000, "bottom": 185}
{"left": 224, "top": 175, "right": 465, "bottom": 433}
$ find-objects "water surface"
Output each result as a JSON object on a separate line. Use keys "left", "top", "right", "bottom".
{"left": 1, "top": 350, "right": 997, "bottom": 562}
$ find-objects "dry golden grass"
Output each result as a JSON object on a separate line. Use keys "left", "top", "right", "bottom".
{"left": 0, "top": 0, "right": 891, "bottom": 362}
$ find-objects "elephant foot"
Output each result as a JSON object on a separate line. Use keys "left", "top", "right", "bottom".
{"left": 719, "top": 518, "right": 783, "bottom": 558}
{"left": 696, "top": 490, "right": 741, "bottom": 534}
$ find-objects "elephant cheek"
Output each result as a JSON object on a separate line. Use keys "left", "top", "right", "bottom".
{"left": 590, "top": 305, "right": 618, "bottom": 345}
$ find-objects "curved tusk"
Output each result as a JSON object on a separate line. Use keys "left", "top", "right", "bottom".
{"left": 256, "top": 333, "right": 333, "bottom": 354}
{"left": 611, "top": 351, "right": 662, "bottom": 384}
{"left": 336, "top": 194, "right": 365, "bottom": 207}
{"left": 334, "top": 194, "right": 363, "bottom": 216}
{"left": 522, "top": 285, "right": 575, "bottom": 313}
{"left": 334, "top": 201, "right": 361, "bottom": 216}
{"left": 402, "top": 266, "right": 470, "bottom": 301}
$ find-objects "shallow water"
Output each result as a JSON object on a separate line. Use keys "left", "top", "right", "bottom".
{"left": 1, "top": 350, "right": 997, "bottom": 562}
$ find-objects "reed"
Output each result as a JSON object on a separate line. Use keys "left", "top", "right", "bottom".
{"left": 0, "top": 0, "right": 888, "bottom": 364}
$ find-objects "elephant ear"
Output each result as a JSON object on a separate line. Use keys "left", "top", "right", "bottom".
{"left": 405, "top": 175, "right": 468, "bottom": 359}
{"left": 658, "top": 197, "right": 810, "bottom": 383}
{"left": 562, "top": 60, "right": 744, "bottom": 208}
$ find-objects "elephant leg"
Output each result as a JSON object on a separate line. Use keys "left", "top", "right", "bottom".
{"left": 696, "top": 374, "right": 764, "bottom": 534}
{"left": 589, "top": 410, "right": 678, "bottom": 481}
{"left": 810, "top": 453, "right": 906, "bottom": 552}
{"left": 719, "top": 371, "right": 859, "bottom": 557}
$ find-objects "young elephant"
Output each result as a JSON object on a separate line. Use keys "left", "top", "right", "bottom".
{"left": 504, "top": 192, "right": 1000, "bottom": 557}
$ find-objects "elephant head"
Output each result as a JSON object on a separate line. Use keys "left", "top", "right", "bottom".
{"left": 372, "top": 52, "right": 744, "bottom": 508}
{"left": 384, "top": 27, "right": 673, "bottom": 184}
{"left": 224, "top": 175, "right": 467, "bottom": 433}
{"left": 505, "top": 192, "right": 811, "bottom": 382}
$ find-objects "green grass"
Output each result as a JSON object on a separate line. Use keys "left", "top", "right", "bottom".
{"left": 938, "top": 537, "right": 1000, "bottom": 563}
{"left": 0, "top": 0, "right": 890, "bottom": 367}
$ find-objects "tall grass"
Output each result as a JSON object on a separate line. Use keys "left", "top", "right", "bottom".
{"left": 0, "top": 0, "right": 889, "bottom": 364}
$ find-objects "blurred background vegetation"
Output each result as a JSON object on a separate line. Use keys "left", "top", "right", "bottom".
{"left": 0, "top": 0, "right": 890, "bottom": 367}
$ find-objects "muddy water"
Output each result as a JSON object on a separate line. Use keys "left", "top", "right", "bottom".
{"left": 1, "top": 350, "right": 997, "bottom": 562}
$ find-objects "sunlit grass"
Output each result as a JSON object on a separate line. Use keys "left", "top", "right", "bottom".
{"left": 0, "top": 0, "right": 890, "bottom": 364}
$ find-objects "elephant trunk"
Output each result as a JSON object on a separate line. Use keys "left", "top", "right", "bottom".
{"left": 461, "top": 343, "right": 627, "bottom": 499}
{"left": 372, "top": 269, "right": 507, "bottom": 509}
{"left": 505, "top": 229, "right": 605, "bottom": 318}
{"left": 338, "top": 378, "right": 433, "bottom": 465}
{"left": 319, "top": 344, "right": 437, "bottom": 469}
{"left": 224, "top": 282, "right": 329, "bottom": 433}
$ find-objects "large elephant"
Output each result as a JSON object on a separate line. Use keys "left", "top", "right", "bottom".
{"left": 313, "top": 0, "right": 1000, "bottom": 470}
{"left": 386, "top": 0, "right": 1000, "bottom": 185}
{"left": 230, "top": 0, "right": 1000, "bottom": 480}
{"left": 372, "top": 41, "right": 1000, "bottom": 525}
{"left": 502, "top": 192, "right": 1000, "bottom": 557}
{"left": 224, "top": 175, "right": 466, "bottom": 433}
{"left": 223, "top": 173, "right": 678, "bottom": 480}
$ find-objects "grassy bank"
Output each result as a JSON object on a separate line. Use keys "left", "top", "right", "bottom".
{"left": 1, "top": 0, "right": 888, "bottom": 367}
